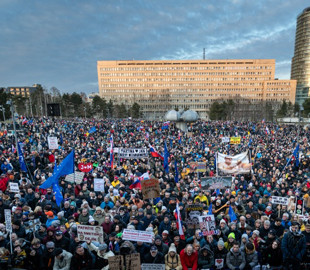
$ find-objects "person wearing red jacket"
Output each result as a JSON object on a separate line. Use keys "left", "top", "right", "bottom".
{"left": 180, "top": 244, "right": 198, "bottom": 270}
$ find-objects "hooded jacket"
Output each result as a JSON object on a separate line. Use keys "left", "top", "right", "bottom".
{"left": 53, "top": 249, "right": 72, "bottom": 270}
{"left": 198, "top": 245, "right": 214, "bottom": 269}
{"left": 226, "top": 248, "right": 246, "bottom": 270}
{"left": 87, "top": 242, "right": 114, "bottom": 270}
{"left": 281, "top": 228, "right": 306, "bottom": 261}
{"left": 180, "top": 248, "right": 198, "bottom": 270}
{"left": 245, "top": 248, "right": 258, "bottom": 269}
{"left": 165, "top": 244, "right": 182, "bottom": 270}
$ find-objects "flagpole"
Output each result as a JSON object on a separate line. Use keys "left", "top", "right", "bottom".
{"left": 216, "top": 152, "right": 219, "bottom": 177}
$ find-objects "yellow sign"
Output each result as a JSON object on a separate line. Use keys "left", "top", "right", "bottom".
{"left": 230, "top": 137, "right": 241, "bottom": 144}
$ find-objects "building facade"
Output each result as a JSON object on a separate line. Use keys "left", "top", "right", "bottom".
{"left": 291, "top": 7, "right": 310, "bottom": 106}
{"left": 98, "top": 59, "right": 296, "bottom": 119}
{"left": 5, "top": 86, "right": 36, "bottom": 97}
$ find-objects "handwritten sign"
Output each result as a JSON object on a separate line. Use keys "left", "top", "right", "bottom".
{"left": 94, "top": 178, "right": 105, "bottom": 192}
{"left": 78, "top": 162, "right": 93, "bottom": 173}
{"left": 122, "top": 229, "right": 153, "bottom": 243}
{"left": 141, "top": 178, "right": 160, "bottom": 199}
{"left": 221, "top": 137, "right": 230, "bottom": 143}
{"left": 199, "top": 214, "right": 219, "bottom": 236}
{"left": 65, "top": 171, "right": 85, "bottom": 184}
{"left": 108, "top": 253, "right": 140, "bottom": 270}
{"left": 271, "top": 196, "right": 289, "bottom": 206}
{"left": 230, "top": 137, "right": 241, "bottom": 144}
{"left": 9, "top": 182, "right": 20, "bottom": 193}
{"left": 77, "top": 225, "right": 104, "bottom": 243}
{"left": 141, "top": 264, "right": 165, "bottom": 270}
{"left": 4, "top": 209, "right": 12, "bottom": 232}
{"left": 196, "top": 162, "right": 206, "bottom": 172}
{"left": 48, "top": 136, "right": 59, "bottom": 149}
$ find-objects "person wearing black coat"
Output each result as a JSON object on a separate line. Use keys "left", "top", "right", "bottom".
{"left": 261, "top": 240, "right": 283, "bottom": 268}
{"left": 54, "top": 231, "right": 71, "bottom": 251}
{"left": 70, "top": 245, "right": 93, "bottom": 270}
{"left": 198, "top": 245, "right": 214, "bottom": 269}
{"left": 144, "top": 246, "right": 165, "bottom": 264}
{"left": 134, "top": 242, "right": 150, "bottom": 263}
{"left": 213, "top": 239, "right": 228, "bottom": 270}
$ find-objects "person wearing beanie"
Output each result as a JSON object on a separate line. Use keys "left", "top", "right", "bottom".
{"left": 144, "top": 245, "right": 165, "bottom": 264}
{"left": 198, "top": 245, "right": 214, "bottom": 270}
{"left": 214, "top": 238, "right": 228, "bottom": 270}
{"left": 54, "top": 230, "right": 70, "bottom": 251}
{"left": 86, "top": 240, "right": 114, "bottom": 269}
{"left": 180, "top": 244, "right": 198, "bottom": 270}
{"left": 226, "top": 241, "right": 246, "bottom": 270}
{"left": 53, "top": 247, "right": 72, "bottom": 270}
{"left": 154, "top": 235, "right": 169, "bottom": 255}
{"left": 240, "top": 233, "right": 249, "bottom": 252}
{"left": 244, "top": 242, "right": 258, "bottom": 269}
{"left": 165, "top": 243, "right": 182, "bottom": 270}
{"left": 57, "top": 211, "right": 67, "bottom": 226}
{"left": 224, "top": 232, "right": 235, "bottom": 251}
{"left": 93, "top": 206, "right": 105, "bottom": 226}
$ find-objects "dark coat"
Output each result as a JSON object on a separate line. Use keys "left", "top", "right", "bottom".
{"left": 281, "top": 230, "right": 306, "bottom": 261}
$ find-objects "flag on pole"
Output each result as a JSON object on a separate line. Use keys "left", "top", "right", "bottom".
{"left": 228, "top": 205, "right": 237, "bottom": 222}
{"left": 202, "top": 141, "right": 205, "bottom": 151}
{"left": 11, "top": 144, "right": 16, "bottom": 154}
{"left": 17, "top": 142, "right": 27, "bottom": 173}
{"left": 208, "top": 203, "right": 213, "bottom": 214}
{"left": 129, "top": 178, "right": 142, "bottom": 190}
{"left": 88, "top": 126, "right": 97, "bottom": 134}
{"left": 178, "top": 132, "right": 182, "bottom": 144}
{"left": 164, "top": 141, "right": 169, "bottom": 173}
{"left": 293, "top": 144, "right": 300, "bottom": 166}
{"left": 162, "top": 121, "right": 170, "bottom": 130}
{"left": 149, "top": 144, "right": 164, "bottom": 160}
{"left": 174, "top": 160, "right": 179, "bottom": 183}
{"left": 174, "top": 202, "right": 185, "bottom": 240}
{"left": 110, "top": 135, "right": 114, "bottom": 169}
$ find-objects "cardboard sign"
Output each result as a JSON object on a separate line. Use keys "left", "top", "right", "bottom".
{"left": 65, "top": 171, "right": 85, "bottom": 184}
{"left": 122, "top": 229, "right": 153, "bottom": 243}
{"left": 221, "top": 137, "right": 230, "bottom": 143}
{"left": 141, "top": 178, "right": 160, "bottom": 199}
{"left": 186, "top": 204, "right": 203, "bottom": 228}
{"left": 4, "top": 209, "right": 12, "bottom": 232}
{"left": 199, "top": 214, "right": 219, "bottom": 236}
{"left": 78, "top": 162, "right": 93, "bottom": 173}
{"left": 196, "top": 162, "right": 206, "bottom": 172}
{"left": 189, "top": 161, "right": 198, "bottom": 172}
{"left": 141, "top": 264, "right": 165, "bottom": 270}
{"left": 230, "top": 137, "right": 241, "bottom": 144}
{"left": 9, "top": 182, "right": 20, "bottom": 193}
{"left": 48, "top": 136, "right": 59, "bottom": 149}
{"left": 118, "top": 148, "right": 148, "bottom": 159}
{"left": 271, "top": 196, "right": 289, "bottom": 205}
{"left": 77, "top": 225, "right": 104, "bottom": 243}
{"left": 94, "top": 178, "right": 105, "bottom": 192}
{"left": 108, "top": 253, "right": 140, "bottom": 270}
{"left": 201, "top": 177, "right": 232, "bottom": 190}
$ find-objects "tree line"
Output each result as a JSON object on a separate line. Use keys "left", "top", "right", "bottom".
{"left": 0, "top": 85, "right": 141, "bottom": 120}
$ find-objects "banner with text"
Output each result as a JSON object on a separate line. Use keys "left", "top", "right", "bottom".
{"left": 122, "top": 229, "right": 153, "bottom": 243}
{"left": 217, "top": 151, "right": 251, "bottom": 174}
{"left": 48, "top": 136, "right": 59, "bottom": 150}
{"left": 271, "top": 196, "right": 289, "bottom": 205}
{"left": 199, "top": 214, "right": 219, "bottom": 236}
{"left": 118, "top": 148, "right": 148, "bottom": 159}
{"left": 77, "top": 225, "right": 104, "bottom": 243}
{"left": 230, "top": 137, "right": 241, "bottom": 144}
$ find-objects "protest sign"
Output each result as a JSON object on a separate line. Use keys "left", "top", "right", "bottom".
{"left": 189, "top": 161, "right": 198, "bottom": 172}
{"left": 4, "top": 209, "right": 12, "bottom": 232}
{"left": 77, "top": 225, "right": 104, "bottom": 243}
{"left": 186, "top": 204, "right": 203, "bottom": 228}
{"left": 141, "top": 178, "right": 160, "bottom": 199}
{"left": 201, "top": 176, "right": 232, "bottom": 190}
{"left": 94, "top": 178, "right": 105, "bottom": 192}
{"left": 78, "top": 162, "right": 93, "bottom": 173}
{"left": 122, "top": 229, "right": 153, "bottom": 243}
{"left": 196, "top": 162, "right": 206, "bottom": 172}
{"left": 65, "top": 171, "right": 85, "bottom": 184}
{"left": 48, "top": 136, "right": 59, "bottom": 149}
{"left": 271, "top": 196, "right": 289, "bottom": 206}
{"left": 108, "top": 253, "right": 140, "bottom": 270}
{"left": 118, "top": 148, "right": 148, "bottom": 159}
{"left": 9, "top": 182, "right": 20, "bottom": 193}
{"left": 217, "top": 151, "right": 251, "bottom": 174}
{"left": 221, "top": 137, "right": 230, "bottom": 143}
{"left": 199, "top": 214, "right": 219, "bottom": 236}
{"left": 215, "top": 259, "right": 224, "bottom": 269}
{"left": 24, "top": 218, "right": 41, "bottom": 234}
{"left": 141, "top": 264, "right": 165, "bottom": 270}
{"left": 107, "top": 147, "right": 119, "bottom": 153}
{"left": 230, "top": 137, "right": 241, "bottom": 144}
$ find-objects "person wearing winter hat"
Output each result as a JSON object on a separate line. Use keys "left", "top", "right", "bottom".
{"left": 245, "top": 242, "right": 258, "bottom": 269}
{"left": 53, "top": 247, "right": 73, "bottom": 270}
{"left": 87, "top": 240, "right": 114, "bottom": 270}
{"left": 144, "top": 245, "right": 165, "bottom": 264}
{"left": 224, "top": 232, "right": 235, "bottom": 251}
{"left": 214, "top": 238, "right": 228, "bottom": 269}
{"left": 154, "top": 235, "right": 169, "bottom": 255}
{"left": 54, "top": 230, "right": 70, "bottom": 251}
{"left": 42, "top": 241, "right": 56, "bottom": 269}
{"left": 165, "top": 243, "right": 182, "bottom": 270}
{"left": 45, "top": 211, "right": 58, "bottom": 228}
{"left": 198, "top": 244, "right": 214, "bottom": 270}
{"left": 240, "top": 233, "right": 249, "bottom": 252}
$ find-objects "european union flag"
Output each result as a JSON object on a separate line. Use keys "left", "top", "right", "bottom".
{"left": 208, "top": 203, "right": 213, "bottom": 214}
{"left": 88, "top": 126, "right": 97, "bottom": 134}
{"left": 293, "top": 144, "right": 300, "bottom": 166}
{"left": 18, "top": 142, "right": 27, "bottom": 173}
{"left": 174, "top": 159, "right": 179, "bottom": 183}
{"left": 164, "top": 142, "right": 169, "bottom": 173}
{"left": 40, "top": 150, "right": 74, "bottom": 189}
{"left": 229, "top": 205, "right": 237, "bottom": 222}
{"left": 52, "top": 182, "right": 63, "bottom": 207}
{"left": 60, "top": 134, "right": 63, "bottom": 145}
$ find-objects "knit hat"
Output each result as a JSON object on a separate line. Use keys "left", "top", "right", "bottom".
{"left": 253, "top": 230, "right": 260, "bottom": 236}
{"left": 45, "top": 211, "right": 54, "bottom": 217}
{"left": 96, "top": 206, "right": 102, "bottom": 211}
{"left": 89, "top": 216, "right": 95, "bottom": 223}
{"left": 242, "top": 233, "right": 248, "bottom": 241}
{"left": 217, "top": 238, "right": 225, "bottom": 247}
{"left": 168, "top": 243, "right": 177, "bottom": 253}
{"left": 46, "top": 241, "right": 55, "bottom": 249}
{"left": 228, "top": 232, "right": 235, "bottom": 239}
{"left": 220, "top": 219, "right": 226, "bottom": 224}
{"left": 98, "top": 243, "right": 108, "bottom": 251}
{"left": 54, "top": 248, "right": 63, "bottom": 256}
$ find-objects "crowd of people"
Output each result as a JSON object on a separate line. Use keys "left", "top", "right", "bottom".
{"left": 0, "top": 117, "right": 309, "bottom": 270}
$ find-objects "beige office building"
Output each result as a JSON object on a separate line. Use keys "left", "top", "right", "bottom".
{"left": 98, "top": 59, "right": 296, "bottom": 119}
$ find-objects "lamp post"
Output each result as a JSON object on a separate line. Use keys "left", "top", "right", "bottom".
{"left": 0, "top": 105, "right": 5, "bottom": 122}
{"left": 6, "top": 100, "right": 18, "bottom": 155}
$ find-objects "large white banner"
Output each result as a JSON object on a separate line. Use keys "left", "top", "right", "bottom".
{"left": 122, "top": 229, "right": 153, "bottom": 243}
{"left": 217, "top": 151, "right": 251, "bottom": 174}
{"left": 77, "top": 225, "right": 104, "bottom": 243}
{"left": 271, "top": 196, "right": 289, "bottom": 205}
{"left": 118, "top": 148, "right": 148, "bottom": 159}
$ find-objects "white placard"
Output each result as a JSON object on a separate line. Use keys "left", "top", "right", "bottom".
{"left": 118, "top": 148, "right": 148, "bottom": 159}
{"left": 107, "top": 147, "right": 119, "bottom": 153}
{"left": 77, "top": 225, "right": 104, "bottom": 243}
{"left": 271, "top": 196, "right": 289, "bottom": 205}
{"left": 221, "top": 137, "right": 230, "bottom": 143}
{"left": 9, "top": 182, "right": 20, "bottom": 193}
{"left": 4, "top": 209, "right": 12, "bottom": 232}
{"left": 48, "top": 136, "right": 59, "bottom": 150}
{"left": 198, "top": 214, "right": 219, "bottom": 236}
{"left": 94, "top": 178, "right": 105, "bottom": 192}
{"left": 65, "top": 171, "right": 85, "bottom": 184}
{"left": 122, "top": 229, "right": 153, "bottom": 243}
{"left": 141, "top": 264, "right": 165, "bottom": 270}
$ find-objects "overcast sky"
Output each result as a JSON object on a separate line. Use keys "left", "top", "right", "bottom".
{"left": 1, "top": 0, "right": 309, "bottom": 94}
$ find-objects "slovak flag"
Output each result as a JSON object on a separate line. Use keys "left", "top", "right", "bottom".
{"left": 174, "top": 202, "right": 185, "bottom": 240}
{"left": 265, "top": 126, "right": 270, "bottom": 135}
{"left": 11, "top": 145, "right": 16, "bottom": 154}
{"left": 129, "top": 178, "right": 142, "bottom": 190}
{"left": 22, "top": 118, "right": 28, "bottom": 125}
{"left": 149, "top": 144, "right": 164, "bottom": 160}
{"left": 110, "top": 135, "right": 114, "bottom": 168}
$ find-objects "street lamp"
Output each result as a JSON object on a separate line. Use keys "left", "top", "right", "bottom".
{"left": 6, "top": 100, "right": 19, "bottom": 155}
{"left": 0, "top": 105, "right": 5, "bottom": 122}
